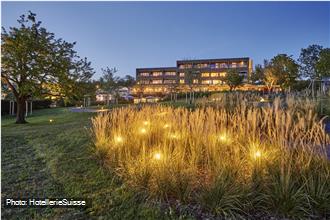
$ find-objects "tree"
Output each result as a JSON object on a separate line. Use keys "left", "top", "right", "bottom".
{"left": 1, "top": 12, "right": 94, "bottom": 123}
{"left": 270, "top": 54, "right": 299, "bottom": 90}
{"left": 99, "top": 67, "right": 120, "bottom": 104}
{"left": 298, "top": 44, "right": 323, "bottom": 79}
{"left": 183, "top": 61, "right": 200, "bottom": 104}
{"left": 117, "top": 75, "right": 136, "bottom": 87}
{"left": 316, "top": 48, "right": 330, "bottom": 77}
{"left": 250, "top": 64, "right": 265, "bottom": 84}
{"left": 223, "top": 69, "right": 244, "bottom": 91}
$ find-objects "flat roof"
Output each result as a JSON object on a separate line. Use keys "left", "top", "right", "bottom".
{"left": 177, "top": 57, "right": 250, "bottom": 64}
{"left": 136, "top": 67, "right": 177, "bottom": 71}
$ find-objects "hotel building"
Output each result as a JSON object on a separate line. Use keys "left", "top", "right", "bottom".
{"left": 133, "top": 57, "right": 253, "bottom": 95}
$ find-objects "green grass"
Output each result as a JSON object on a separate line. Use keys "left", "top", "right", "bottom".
{"left": 1, "top": 108, "right": 170, "bottom": 219}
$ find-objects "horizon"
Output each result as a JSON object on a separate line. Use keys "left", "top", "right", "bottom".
{"left": 2, "top": 1, "right": 329, "bottom": 79}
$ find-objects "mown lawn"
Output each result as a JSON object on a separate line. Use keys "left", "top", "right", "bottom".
{"left": 1, "top": 108, "right": 173, "bottom": 219}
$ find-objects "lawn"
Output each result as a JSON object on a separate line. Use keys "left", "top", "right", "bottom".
{"left": 1, "top": 108, "right": 167, "bottom": 219}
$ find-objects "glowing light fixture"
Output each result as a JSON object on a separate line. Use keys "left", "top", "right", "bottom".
{"left": 260, "top": 98, "right": 265, "bottom": 102}
{"left": 49, "top": 119, "right": 53, "bottom": 123}
{"left": 114, "top": 136, "right": 123, "bottom": 144}
{"left": 143, "top": 121, "right": 149, "bottom": 125}
{"left": 140, "top": 128, "right": 147, "bottom": 134}
{"left": 153, "top": 152, "right": 162, "bottom": 160}
{"left": 254, "top": 150, "right": 262, "bottom": 159}
{"left": 163, "top": 124, "right": 170, "bottom": 129}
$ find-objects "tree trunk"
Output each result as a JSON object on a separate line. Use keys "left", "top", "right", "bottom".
{"left": 16, "top": 97, "right": 27, "bottom": 124}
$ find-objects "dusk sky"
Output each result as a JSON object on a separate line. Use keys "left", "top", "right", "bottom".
{"left": 2, "top": 2, "right": 329, "bottom": 79}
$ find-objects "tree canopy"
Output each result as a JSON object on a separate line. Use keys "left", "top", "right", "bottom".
{"left": 1, "top": 11, "right": 94, "bottom": 123}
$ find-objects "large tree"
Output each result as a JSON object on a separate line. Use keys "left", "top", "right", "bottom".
{"left": 223, "top": 69, "right": 244, "bottom": 91}
{"left": 269, "top": 54, "right": 299, "bottom": 90}
{"left": 316, "top": 48, "right": 330, "bottom": 77}
{"left": 1, "top": 12, "right": 94, "bottom": 123}
{"left": 298, "top": 44, "right": 323, "bottom": 79}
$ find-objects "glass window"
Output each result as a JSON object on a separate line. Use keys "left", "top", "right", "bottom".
{"left": 210, "top": 63, "right": 216, "bottom": 69}
{"left": 152, "top": 72, "right": 162, "bottom": 76}
{"left": 179, "top": 72, "right": 185, "bottom": 77}
{"left": 151, "top": 80, "right": 162, "bottom": 84}
{"left": 202, "top": 80, "right": 211, "bottom": 84}
{"left": 140, "top": 72, "right": 149, "bottom": 76}
{"left": 210, "top": 72, "right": 219, "bottom": 77}
{"left": 193, "top": 79, "right": 199, "bottom": 84}
{"left": 231, "top": 63, "right": 237, "bottom": 68}
{"left": 164, "top": 80, "right": 176, "bottom": 84}
{"left": 219, "top": 72, "right": 226, "bottom": 77}
{"left": 164, "top": 72, "right": 176, "bottom": 76}
{"left": 201, "top": 72, "right": 210, "bottom": 77}
{"left": 180, "top": 79, "right": 185, "bottom": 84}
{"left": 212, "top": 80, "right": 221, "bottom": 85}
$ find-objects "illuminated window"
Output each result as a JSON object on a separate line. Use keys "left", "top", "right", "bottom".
{"left": 212, "top": 80, "right": 221, "bottom": 85}
{"left": 210, "top": 72, "right": 219, "bottom": 77}
{"left": 219, "top": 72, "right": 227, "bottom": 77}
{"left": 179, "top": 65, "right": 185, "bottom": 69}
{"left": 164, "top": 80, "right": 176, "bottom": 84}
{"left": 151, "top": 80, "right": 162, "bottom": 84}
{"left": 231, "top": 63, "right": 237, "bottom": 68}
{"left": 164, "top": 72, "right": 176, "bottom": 76}
{"left": 180, "top": 79, "right": 185, "bottom": 84}
{"left": 201, "top": 72, "right": 210, "bottom": 77}
{"left": 202, "top": 80, "right": 212, "bottom": 84}
{"left": 179, "top": 72, "right": 185, "bottom": 77}
{"left": 239, "top": 61, "right": 247, "bottom": 67}
{"left": 139, "top": 80, "right": 150, "bottom": 84}
{"left": 152, "top": 72, "right": 162, "bottom": 76}
{"left": 140, "top": 72, "right": 149, "bottom": 76}
{"left": 193, "top": 79, "right": 199, "bottom": 84}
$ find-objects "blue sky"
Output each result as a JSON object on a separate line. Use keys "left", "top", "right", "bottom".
{"left": 2, "top": 2, "right": 329, "bottom": 79}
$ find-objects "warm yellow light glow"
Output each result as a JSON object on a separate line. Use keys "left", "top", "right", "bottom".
{"left": 49, "top": 119, "right": 53, "bottom": 123}
{"left": 260, "top": 98, "right": 265, "bottom": 102}
{"left": 114, "top": 136, "right": 123, "bottom": 144}
{"left": 153, "top": 152, "right": 162, "bottom": 160}
{"left": 140, "top": 128, "right": 147, "bottom": 134}
{"left": 163, "top": 124, "right": 170, "bottom": 129}
{"left": 218, "top": 133, "right": 229, "bottom": 142}
{"left": 143, "top": 121, "right": 149, "bottom": 125}
{"left": 254, "top": 150, "right": 262, "bottom": 159}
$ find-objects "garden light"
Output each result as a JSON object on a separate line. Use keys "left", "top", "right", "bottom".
{"left": 114, "top": 136, "right": 123, "bottom": 144}
{"left": 153, "top": 152, "right": 162, "bottom": 160}
{"left": 140, "top": 128, "right": 147, "bottom": 134}
{"left": 163, "top": 124, "right": 170, "bottom": 129}
{"left": 260, "top": 98, "right": 265, "bottom": 102}
{"left": 49, "top": 119, "right": 53, "bottom": 123}
{"left": 143, "top": 121, "right": 149, "bottom": 125}
{"left": 254, "top": 150, "right": 262, "bottom": 159}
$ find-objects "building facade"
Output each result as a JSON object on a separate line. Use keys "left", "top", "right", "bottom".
{"left": 133, "top": 57, "right": 253, "bottom": 95}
